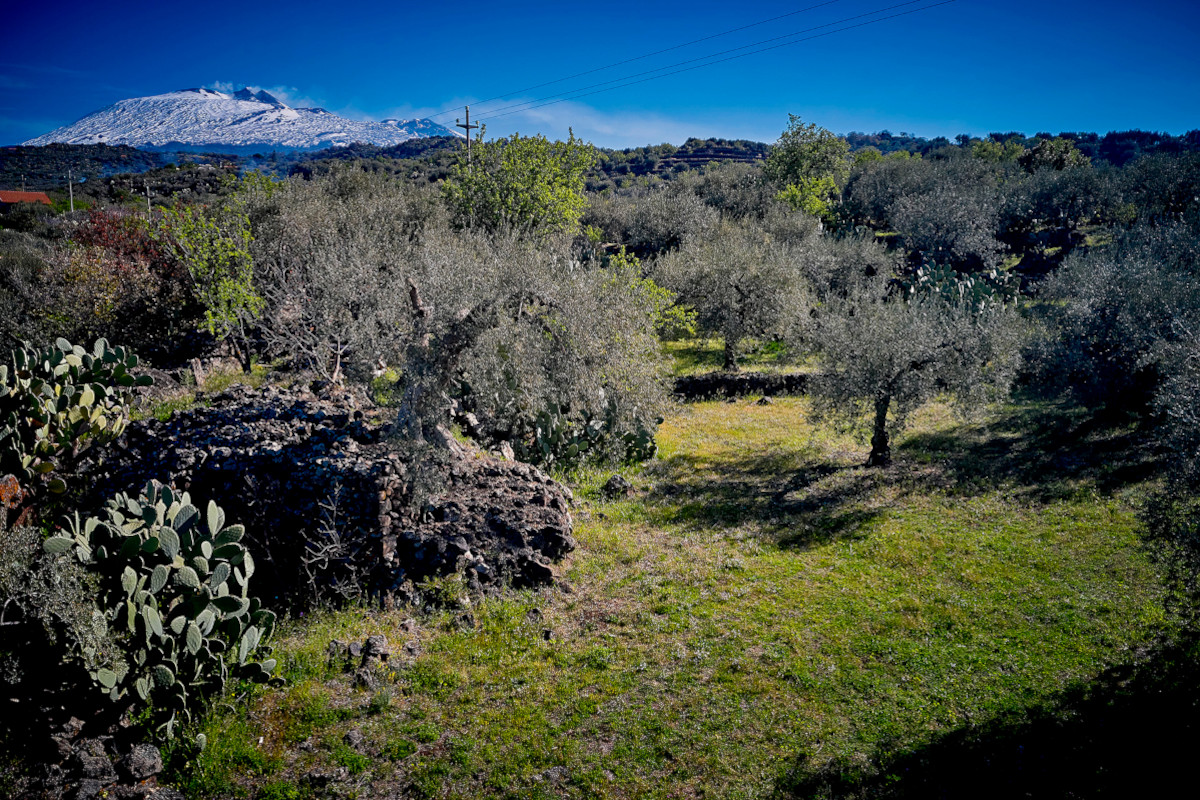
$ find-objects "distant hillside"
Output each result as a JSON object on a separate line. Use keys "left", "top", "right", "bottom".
{"left": 845, "top": 129, "right": 1200, "bottom": 165}
{"left": 9, "top": 128, "right": 1200, "bottom": 199}
{"left": 0, "top": 144, "right": 167, "bottom": 191}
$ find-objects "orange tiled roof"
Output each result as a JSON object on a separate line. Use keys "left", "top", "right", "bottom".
{"left": 0, "top": 190, "right": 52, "bottom": 205}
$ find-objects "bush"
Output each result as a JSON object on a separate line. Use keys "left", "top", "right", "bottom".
{"left": 0, "top": 522, "right": 118, "bottom": 716}
{"left": 0, "top": 337, "right": 150, "bottom": 518}
{"left": 53, "top": 209, "right": 204, "bottom": 365}
{"left": 44, "top": 482, "right": 277, "bottom": 738}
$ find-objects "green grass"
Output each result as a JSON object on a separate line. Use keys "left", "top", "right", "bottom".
{"left": 134, "top": 362, "right": 277, "bottom": 422}
{"left": 171, "top": 396, "right": 1175, "bottom": 798}
{"left": 663, "top": 337, "right": 809, "bottom": 376}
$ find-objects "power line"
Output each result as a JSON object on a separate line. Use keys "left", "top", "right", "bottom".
{"left": 469, "top": 0, "right": 928, "bottom": 123}
{"left": 484, "top": 1, "right": 956, "bottom": 123}
{"left": 426, "top": 0, "right": 849, "bottom": 119}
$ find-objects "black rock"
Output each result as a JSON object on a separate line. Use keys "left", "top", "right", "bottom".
{"left": 117, "top": 744, "right": 162, "bottom": 781}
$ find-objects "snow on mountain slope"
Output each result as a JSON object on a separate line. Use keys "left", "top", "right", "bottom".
{"left": 23, "top": 87, "right": 460, "bottom": 150}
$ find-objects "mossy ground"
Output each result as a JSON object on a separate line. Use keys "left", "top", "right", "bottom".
{"left": 168, "top": 395, "right": 1181, "bottom": 799}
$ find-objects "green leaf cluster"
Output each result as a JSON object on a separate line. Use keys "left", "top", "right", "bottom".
{"left": 605, "top": 247, "right": 696, "bottom": 340}
{"left": 763, "top": 114, "right": 850, "bottom": 189}
{"left": 43, "top": 481, "right": 277, "bottom": 739}
{"left": 0, "top": 337, "right": 150, "bottom": 499}
{"left": 154, "top": 203, "right": 263, "bottom": 342}
{"left": 442, "top": 129, "right": 596, "bottom": 237}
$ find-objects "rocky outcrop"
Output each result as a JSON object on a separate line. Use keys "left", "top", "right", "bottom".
{"left": 77, "top": 383, "right": 574, "bottom": 607}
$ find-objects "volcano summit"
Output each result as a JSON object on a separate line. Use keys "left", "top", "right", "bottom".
{"left": 23, "top": 87, "right": 458, "bottom": 152}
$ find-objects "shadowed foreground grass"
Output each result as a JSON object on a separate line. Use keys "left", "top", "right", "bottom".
{"left": 169, "top": 398, "right": 1179, "bottom": 799}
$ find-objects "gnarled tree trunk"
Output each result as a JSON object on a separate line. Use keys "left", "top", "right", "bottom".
{"left": 866, "top": 392, "right": 892, "bottom": 467}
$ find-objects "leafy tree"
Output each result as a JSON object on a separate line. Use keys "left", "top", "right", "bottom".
{"left": 972, "top": 138, "right": 1026, "bottom": 163}
{"left": 763, "top": 114, "right": 851, "bottom": 189}
{"left": 442, "top": 129, "right": 596, "bottom": 237}
{"left": 1019, "top": 137, "right": 1090, "bottom": 172}
{"left": 155, "top": 199, "right": 262, "bottom": 370}
{"left": 655, "top": 219, "right": 811, "bottom": 371}
{"left": 811, "top": 272, "right": 1022, "bottom": 466}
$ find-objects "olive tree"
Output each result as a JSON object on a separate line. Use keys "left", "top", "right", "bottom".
{"left": 245, "top": 168, "right": 670, "bottom": 466}
{"left": 811, "top": 272, "right": 1023, "bottom": 466}
{"left": 1035, "top": 220, "right": 1200, "bottom": 409}
{"left": 244, "top": 168, "right": 441, "bottom": 382}
{"left": 654, "top": 219, "right": 811, "bottom": 371}
{"left": 395, "top": 226, "right": 670, "bottom": 465}
{"left": 1143, "top": 331, "right": 1200, "bottom": 608}
{"left": 583, "top": 184, "right": 718, "bottom": 258}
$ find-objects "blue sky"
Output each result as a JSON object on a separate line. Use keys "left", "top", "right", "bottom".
{"left": 2, "top": 0, "right": 1197, "bottom": 148}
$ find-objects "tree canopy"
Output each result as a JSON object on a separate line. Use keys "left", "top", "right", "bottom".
{"left": 442, "top": 129, "right": 596, "bottom": 237}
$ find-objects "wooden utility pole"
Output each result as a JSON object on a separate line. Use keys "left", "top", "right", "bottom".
{"left": 67, "top": 168, "right": 74, "bottom": 212}
{"left": 456, "top": 106, "right": 479, "bottom": 167}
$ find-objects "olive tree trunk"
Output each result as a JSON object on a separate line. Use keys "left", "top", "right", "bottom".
{"left": 866, "top": 392, "right": 892, "bottom": 467}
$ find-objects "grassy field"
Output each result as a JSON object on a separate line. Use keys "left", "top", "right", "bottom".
{"left": 661, "top": 338, "right": 807, "bottom": 376}
{"left": 167, "top": 395, "right": 1189, "bottom": 799}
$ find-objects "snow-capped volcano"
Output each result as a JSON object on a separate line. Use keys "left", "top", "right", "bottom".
{"left": 23, "top": 87, "right": 459, "bottom": 150}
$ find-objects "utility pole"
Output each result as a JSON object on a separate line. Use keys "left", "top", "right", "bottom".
{"left": 456, "top": 105, "right": 479, "bottom": 167}
{"left": 67, "top": 168, "right": 74, "bottom": 213}
{"left": 20, "top": 174, "right": 25, "bottom": 192}
{"left": 145, "top": 180, "right": 151, "bottom": 215}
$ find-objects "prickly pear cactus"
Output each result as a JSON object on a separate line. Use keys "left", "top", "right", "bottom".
{"left": 899, "top": 261, "right": 1019, "bottom": 312}
{"left": 515, "top": 399, "right": 658, "bottom": 469}
{"left": 0, "top": 337, "right": 151, "bottom": 498}
{"left": 44, "top": 481, "right": 277, "bottom": 739}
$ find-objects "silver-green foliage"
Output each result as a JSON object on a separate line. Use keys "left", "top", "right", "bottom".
{"left": 812, "top": 272, "right": 1024, "bottom": 465}
{"left": 0, "top": 338, "right": 150, "bottom": 496}
{"left": 654, "top": 218, "right": 813, "bottom": 371}
{"left": 43, "top": 481, "right": 276, "bottom": 738}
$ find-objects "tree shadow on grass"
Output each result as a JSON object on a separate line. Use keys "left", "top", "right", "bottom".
{"left": 644, "top": 395, "right": 1160, "bottom": 550}
{"left": 647, "top": 448, "right": 887, "bottom": 550}
{"left": 774, "top": 634, "right": 1200, "bottom": 799}
{"left": 897, "top": 397, "right": 1162, "bottom": 503}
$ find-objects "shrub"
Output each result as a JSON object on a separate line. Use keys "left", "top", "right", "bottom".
{"left": 0, "top": 338, "right": 150, "bottom": 518}
{"left": 44, "top": 482, "right": 277, "bottom": 738}
{"left": 56, "top": 209, "right": 204, "bottom": 365}
{"left": 0, "top": 522, "right": 118, "bottom": 713}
